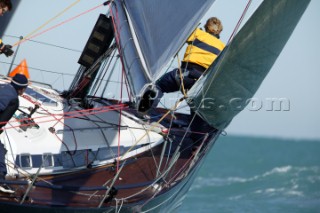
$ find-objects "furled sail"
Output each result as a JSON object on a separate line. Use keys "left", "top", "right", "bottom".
{"left": 187, "top": 0, "right": 311, "bottom": 130}
{"left": 110, "top": 0, "right": 215, "bottom": 107}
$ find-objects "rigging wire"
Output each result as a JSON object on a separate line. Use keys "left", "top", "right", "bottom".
{"left": 12, "top": 0, "right": 82, "bottom": 48}
{"left": 177, "top": 55, "right": 187, "bottom": 98}
{"left": 12, "top": 3, "right": 105, "bottom": 48}
{"left": 0, "top": 2, "right": 255, "bottom": 207}
{"left": 147, "top": 26, "right": 228, "bottom": 185}
{"left": 185, "top": 0, "right": 254, "bottom": 137}
{"left": 120, "top": 153, "right": 181, "bottom": 202}
{"left": 98, "top": 159, "right": 127, "bottom": 208}
{"left": 116, "top": 53, "right": 127, "bottom": 172}
{"left": 139, "top": 132, "right": 221, "bottom": 210}
{"left": 0, "top": 60, "right": 75, "bottom": 76}
{"left": 108, "top": 2, "right": 134, "bottom": 172}
{"left": 109, "top": 3, "right": 134, "bottom": 102}
{"left": 145, "top": 5, "right": 256, "bottom": 195}
{"left": 0, "top": 102, "right": 127, "bottom": 132}
{"left": 164, "top": 0, "right": 253, "bottom": 137}
{"left": 205, "top": 0, "right": 253, "bottom": 93}
{"left": 100, "top": 55, "right": 120, "bottom": 99}
{"left": 87, "top": 45, "right": 119, "bottom": 104}
{"left": 82, "top": 114, "right": 117, "bottom": 161}
{"left": 227, "top": 0, "right": 253, "bottom": 44}
{"left": 1, "top": 3, "right": 173, "bottom": 207}
{"left": 89, "top": 57, "right": 112, "bottom": 98}
{"left": 138, "top": 25, "right": 204, "bottom": 176}
{"left": 4, "top": 34, "right": 82, "bottom": 53}
{"left": 119, "top": 98, "right": 184, "bottom": 161}
{"left": 4, "top": 130, "right": 21, "bottom": 177}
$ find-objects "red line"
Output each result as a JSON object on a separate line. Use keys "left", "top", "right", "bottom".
{"left": 227, "top": 0, "right": 253, "bottom": 44}
{"left": 1, "top": 104, "right": 128, "bottom": 131}
{"left": 14, "top": 4, "right": 105, "bottom": 47}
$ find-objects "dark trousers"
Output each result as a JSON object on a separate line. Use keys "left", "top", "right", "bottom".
{"left": 156, "top": 67, "right": 203, "bottom": 93}
{"left": 0, "top": 142, "right": 7, "bottom": 177}
{"left": 0, "top": 99, "right": 18, "bottom": 178}
{"left": 156, "top": 67, "right": 216, "bottom": 144}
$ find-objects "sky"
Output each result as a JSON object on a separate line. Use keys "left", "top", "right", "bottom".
{"left": 208, "top": 0, "right": 320, "bottom": 140}
{"left": 1, "top": 0, "right": 319, "bottom": 140}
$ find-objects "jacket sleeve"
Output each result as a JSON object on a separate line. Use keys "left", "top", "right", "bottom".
{"left": 0, "top": 98, "right": 19, "bottom": 131}
{"left": 0, "top": 85, "right": 12, "bottom": 111}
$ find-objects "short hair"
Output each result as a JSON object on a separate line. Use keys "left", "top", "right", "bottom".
{"left": 204, "top": 17, "right": 223, "bottom": 35}
{"left": 0, "top": 0, "right": 12, "bottom": 11}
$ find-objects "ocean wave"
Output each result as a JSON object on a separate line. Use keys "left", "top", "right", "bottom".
{"left": 254, "top": 187, "right": 304, "bottom": 197}
{"left": 192, "top": 165, "right": 320, "bottom": 188}
{"left": 261, "top": 165, "right": 292, "bottom": 177}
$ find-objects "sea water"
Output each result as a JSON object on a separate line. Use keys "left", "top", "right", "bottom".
{"left": 179, "top": 135, "right": 320, "bottom": 213}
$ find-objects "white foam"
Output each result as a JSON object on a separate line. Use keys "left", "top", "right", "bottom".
{"left": 262, "top": 166, "right": 292, "bottom": 177}
{"left": 191, "top": 166, "right": 319, "bottom": 189}
{"left": 254, "top": 187, "right": 304, "bottom": 197}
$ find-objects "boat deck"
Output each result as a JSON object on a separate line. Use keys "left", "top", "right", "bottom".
{"left": 0, "top": 108, "right": 213, "bottom": 209}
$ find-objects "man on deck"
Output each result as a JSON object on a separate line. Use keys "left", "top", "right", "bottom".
{"left": 0, "top": 0, "right": 20, "bottom": 193}
{"left": 151, "top": 17, "right": 225, "bottom": 148}
{"left": 0, "top": 74, "right": 28, "bottom": 193}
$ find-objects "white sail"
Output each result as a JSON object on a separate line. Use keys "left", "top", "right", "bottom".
{"left": 110, "top": 0, "right": 216, "bottom": 106}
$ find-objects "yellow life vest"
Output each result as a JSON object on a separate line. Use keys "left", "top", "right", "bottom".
{"left": 183, "top": 28, "right": 225, "bottom": 69}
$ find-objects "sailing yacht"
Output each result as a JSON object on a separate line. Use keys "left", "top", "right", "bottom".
{"left": 0, "top": 0, "right": 310, "bottom": 212}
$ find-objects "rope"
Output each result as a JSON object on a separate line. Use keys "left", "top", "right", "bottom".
{"left": 0, "top": 103, "right": 128, "bottom": 132}
{"left": 116, "top": 57, "right": 126, "bottom": 172}
{"left": 1, "top": 1, "right": 246, "bottom": 207}
{"left": 84, "top": 115, "right": 116, "bottom": 161}
{"left": 187, "top": 0, "right": 254, "bottom": 134}
{"left": 177, "top": 55, "right": 187, "bottom": 98}
{"left": 108, "top": 2, "right": 138, "bottom": 172}
{"left": 19, "top": 153, "right": 51, "bottom": 204}
{"left": 98, "top": 160, "right": 126, "bottom": 208}
{"left": 227, "top": 0, "right": 253, "bottom": 44}
{"left": 89, "top": 48, "right": 115, "bottom": 99}
{"left": 137, "top": 153, "right": 181, "bottom": 211}
{"left": 119, "top": 98, "right": 184, "bottom": 161}
{"left": 12, "top": 3, "right": 105, "bottom": 47}
{"left": 6, "top": 160, "right": 52, "bottom": 184}
{"left": 12, "top": 0, "right": 82, "bottom": 47}
{"left": 0, "top": 60, "right": 75, "bottom": 76}
{"left": 109, "top": 2, "right": 134, "bottom": 102}
{"left": 4, "top": 34, "right": 82, "bottom": 52}
{"left": 120, "top": 152, "right": 180, "bottom": 202}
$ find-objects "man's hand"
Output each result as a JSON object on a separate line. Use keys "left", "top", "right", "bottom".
{"left": 0, "top": 45, "right": 14, "bottom": 57}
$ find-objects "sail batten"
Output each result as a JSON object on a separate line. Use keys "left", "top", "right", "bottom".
{"left": 187, "top": 0, "right": 311, "bottom": 130}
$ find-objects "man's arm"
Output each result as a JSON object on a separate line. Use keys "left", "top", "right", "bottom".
{"left": 0, "top": 98, "right": 19, "bottom": 134}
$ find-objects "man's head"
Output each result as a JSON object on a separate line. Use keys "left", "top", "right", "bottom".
{"left": 204, "top": 17, "right": 223, "bottom": 37}
{"left": 0, "top": 0, "right": 12, "bottom": 16}
{"left": 11, "top": 73, "right": 28, "bottom": 95}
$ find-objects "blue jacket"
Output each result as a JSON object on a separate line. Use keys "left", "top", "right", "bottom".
{"left": 0, "top": 83, "right": 19, "bottom": 131}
